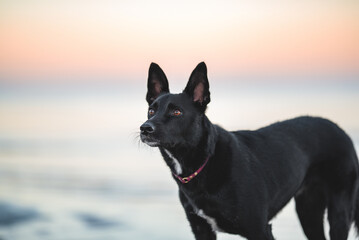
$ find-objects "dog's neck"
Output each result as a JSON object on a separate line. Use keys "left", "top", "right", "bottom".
{"left": 160, "top": 145, "right": 206, "bottom": 176}
{"left": 159, "top": 116, "right": 217, "bottom": 177}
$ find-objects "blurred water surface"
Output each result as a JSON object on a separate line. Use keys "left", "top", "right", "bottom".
{"left": 0, "top": 79, "right": 358, "bottom": 240}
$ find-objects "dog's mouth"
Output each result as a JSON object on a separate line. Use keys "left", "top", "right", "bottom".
{"left": 140, "top": 135, "right": 161, "bottom": 147}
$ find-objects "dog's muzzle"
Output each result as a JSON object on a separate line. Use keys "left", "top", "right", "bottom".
{"left": 140, "top": 122, "right": 155, "bottom": 135}
{"left": 140, "top": 122, "right": 160, "bottom": 147}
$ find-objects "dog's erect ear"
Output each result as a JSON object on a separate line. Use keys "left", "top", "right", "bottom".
{"left": 146, "top": 63, "right": 169, "bottom": 105}
{"left": 183, "top": 62, "right": 210, "bottom": 110}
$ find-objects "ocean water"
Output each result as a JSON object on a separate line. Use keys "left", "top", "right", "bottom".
{"left": 0, "top": 80, "right": 358, "bottom": 240}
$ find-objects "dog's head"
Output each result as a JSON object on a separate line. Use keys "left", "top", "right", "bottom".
{"left": 140, "top": 62, "right": 210, "bottom": 148}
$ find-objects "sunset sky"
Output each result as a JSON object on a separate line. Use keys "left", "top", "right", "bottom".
{"left": 0, "top": 0, "right": 358, "bottom": 83}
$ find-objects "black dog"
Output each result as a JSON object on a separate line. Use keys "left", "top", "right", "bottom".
{"left": 140, "top": 62, "right": 359, "bottom": 240}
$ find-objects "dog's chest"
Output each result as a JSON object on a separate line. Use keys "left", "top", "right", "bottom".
{"left": 186, "top": 197, "right": 224, "bottom": 232}
{"left": 195, "top": 207, "right": 223, "bottom": 232}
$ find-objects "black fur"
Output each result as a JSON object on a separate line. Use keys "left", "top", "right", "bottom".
{"left": 140, "top": 62, "right": 359, "bottom": 240}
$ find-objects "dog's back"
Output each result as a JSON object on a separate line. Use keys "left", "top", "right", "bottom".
{"left": 231, "top": 116, "right": 359, "bottom": 223}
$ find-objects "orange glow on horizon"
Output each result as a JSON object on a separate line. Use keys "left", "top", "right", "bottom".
{"left": 0, "top": 1, "right": 358, "bottom": 82}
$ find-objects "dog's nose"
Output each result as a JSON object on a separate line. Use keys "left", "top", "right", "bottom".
{"left": 140, "top": 123, "right": 155, "bottom": 135}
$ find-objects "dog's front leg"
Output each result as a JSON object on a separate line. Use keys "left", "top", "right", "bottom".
{"left": 179, "top": 192, "right": 216, "bottom": 240}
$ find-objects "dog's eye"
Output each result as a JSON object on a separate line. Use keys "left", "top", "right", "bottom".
{"left": 173, "top": 110, "right": 182, "bottom": 116}
{"left": 148, "top": 109, "right": 155, "bottom": 116}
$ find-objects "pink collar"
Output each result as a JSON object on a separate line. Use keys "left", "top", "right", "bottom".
{"left": 172, "top": 157, "right": 210, "bottom": 184}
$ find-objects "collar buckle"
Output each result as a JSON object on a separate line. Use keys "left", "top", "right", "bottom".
{"left": 172, "top": 157, "right": 210, "bottom": 184}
